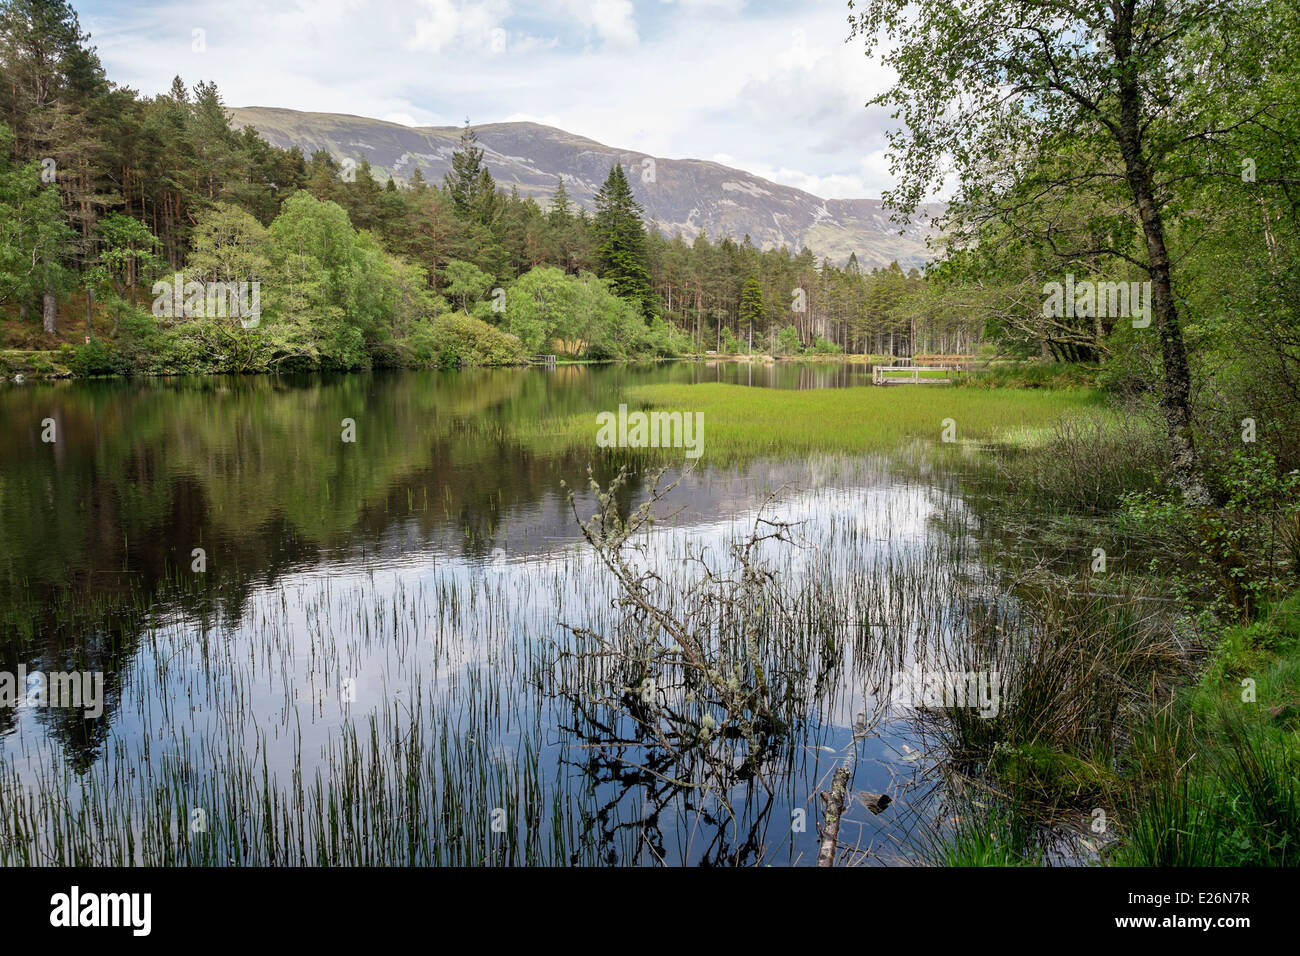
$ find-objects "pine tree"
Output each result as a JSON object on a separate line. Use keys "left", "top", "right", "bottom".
{"left": 305, "top": 149, "right": 342, "bottom": 203}
{"left": 0, "top": 121, "right": 74, "bottom": 331}
{"left": 473, "top": 165, "right": 498, "bottom": 226}
{"left": 592, "top": 164, "right": 652, "bottom": 316}
{"left": 345, "top": 157, "right": 382, "bottom": 230}
{"left": 548, "top": 177, "right": 570, "bottom": 225}
{"left": 0, "top": 0, "right": 94, "bottom": 157}
{"left": 444, "top": 120, "right": 496, "bottom": 226}
{"left": 0, "top": 0, "right": 111, "bottom": 333}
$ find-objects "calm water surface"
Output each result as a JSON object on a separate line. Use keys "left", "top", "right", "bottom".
{"left": 0, "top": 362, "right": 1015, "bottom": 865}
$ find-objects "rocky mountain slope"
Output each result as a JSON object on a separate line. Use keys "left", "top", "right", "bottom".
{"left": 228, "top": 106, "right": 940, "bottom": 270}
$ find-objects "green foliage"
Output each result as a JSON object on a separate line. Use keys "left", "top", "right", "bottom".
{"left": 503, "top": 266, "right": 687, "bottom": 359}
{"left": 737, "top": 276, "right": 763, "bottom": 336}
{"left": 718, "top": 325, "right": 740, "bottom": 355}
{"left": 0, "top": 122, "right": 75, "bottom": 311}
{"left": 409, "top": 313, "right": 526, "bottom": 368}
{"left": 1198, "top": 592, "right": 1300, "bottom": 688}
{"left": 773, "top": 324, "right": 801, "bottom": 356}
{"left": 928, "top": 799, "right": 1043, "bottom": 867}
{"left": 186, "top": 203, "right": 269, "bottom": 284}
{"left": 258, "top": 191, "right": 437, "bottom": 370}
{"left": 66, "top": 336, "right": 127, "bottom": 376}
{"left": 806, "top": 335, "right": 842, "bottom": 355}
{"left": 958, "top": 362, "right": 1096, "bottom": 390}
{"left": 503, "top": 265, "right": 595, "bottom": 354}
{"left": 96, "top": 212, "right": 162, "bottom": 305}
{"left": 443, "top": 123, "right": 497, "bottom": 226}
{"left": 1119, "top": 593, "right": 1300, "bottom": 867}
{"left": 592, "top": 164, "right": 653, "bottom": 317}
{"left": 1121, "top": 451, "right": 1300, "bottom": 617}
{"left": 441, "top": 258, "right": 493, "bottom": 315}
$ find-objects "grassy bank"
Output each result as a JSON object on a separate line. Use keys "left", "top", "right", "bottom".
{"left": 928, "top": 396, "right": 1300, "bottom": 867}
{"left": 940, "top": 590, "right": 1300, "bottom": 867}
{"left": 1113, "top": 591, "right": 1300, "bottom": 865}
{"left": 0, "top": 349, "right": 73, "bottom": 378}
{"left": 956, "top": 361, "right": 1098, "bottom": 390}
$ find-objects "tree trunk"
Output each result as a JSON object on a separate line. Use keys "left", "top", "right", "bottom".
{"left": 1114, "top": 18, "right": 1208, "bottom": 504}
{"left": 42, "top": 293, "right": 57, "bottom": 335}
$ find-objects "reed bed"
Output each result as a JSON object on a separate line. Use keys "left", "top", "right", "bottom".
{"left": 1, "top": 456, "right": 996, "bottom": 865}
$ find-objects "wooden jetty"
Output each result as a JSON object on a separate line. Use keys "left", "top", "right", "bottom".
{"left": 872, "top": 364, "right": 967, "bottom": 386}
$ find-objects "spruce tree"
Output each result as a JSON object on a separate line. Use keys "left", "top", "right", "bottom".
{"left": 592, "top": 163, "right": 652, "bottom": 316}
{"left": 443, "top": 120, "right": 496, "bottom": 225}
{"left": 548, "top": 177, "right": 570, "bottom": 225}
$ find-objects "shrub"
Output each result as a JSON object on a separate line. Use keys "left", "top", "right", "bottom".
{"left": 67, "top": 338, "right": 130, "bottom": 377}
{"left": 774, "top": 324, "right": 802, "bottom": 356}
{"left": 958, "top": 361, "right": 1095, "bottom": 389}
{"left": 806, "top": 335, "right": 842, "bottom": 354}
{"left": 1120, "top": 450, "right": 1300, "bottom": 618}
{"left": 410, "top": 314, "right": 527, "bottom": 368}
{"left": 640, "top": 316, "right": 693, "bottom": 358}
{"left": 719, "top": 326, "right": 740, "bottom": 355}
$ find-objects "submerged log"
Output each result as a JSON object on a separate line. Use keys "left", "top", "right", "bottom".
{"left": 856, "top": 791, "right": 892, "bottom": 815}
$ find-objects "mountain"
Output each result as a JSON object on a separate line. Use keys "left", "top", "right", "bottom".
{"left": 227, "top": 106, "right": 941, "bottom": 270}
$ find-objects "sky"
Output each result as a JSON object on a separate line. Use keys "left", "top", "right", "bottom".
{"left": 75, "top": 0, "right": 903, "bottom": 200}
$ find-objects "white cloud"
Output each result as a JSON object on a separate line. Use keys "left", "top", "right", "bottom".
{"left": 561, "top": 0, "right": 638, "bottom": 49}
{"left": 658, "top": 0, "right": 745, "bottom": 11}
{"left": 81, "top": 0, "right": 923, "bottom": 199}
{"left": 408, "top": 0, "right": 511, "bottom": 53}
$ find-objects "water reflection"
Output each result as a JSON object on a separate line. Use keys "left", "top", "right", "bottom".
{"left": 0, "top": 363, "right": 984, "bottom": 865}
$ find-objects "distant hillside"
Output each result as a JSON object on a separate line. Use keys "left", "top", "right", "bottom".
{"left": 227, "top": 106, "right": 941, "bottom": 270}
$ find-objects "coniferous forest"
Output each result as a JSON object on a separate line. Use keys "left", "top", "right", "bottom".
{"left": 0, "top": 0, "right": 958, "bottom": 375}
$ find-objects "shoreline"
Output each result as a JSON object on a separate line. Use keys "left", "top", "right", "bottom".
{"left": 1, "top": 348, "right": 914, "bottom": 382}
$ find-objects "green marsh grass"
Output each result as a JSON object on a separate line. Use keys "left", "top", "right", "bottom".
{"left": 956, "top": 362, "right": 1097, "bottom": 391}
{"left": 1116, "top": 593, "right": 1300, "bottom": 866}
{"left": 511, "top": 383, "right": 1103, "bottom": 464}
{"left": 925, "top": 797, "right": 1045, "bottom": 867}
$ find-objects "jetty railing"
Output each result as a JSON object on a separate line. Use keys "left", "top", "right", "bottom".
{"left": 872, "top": 364, "right": 967, "bottom": 386}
